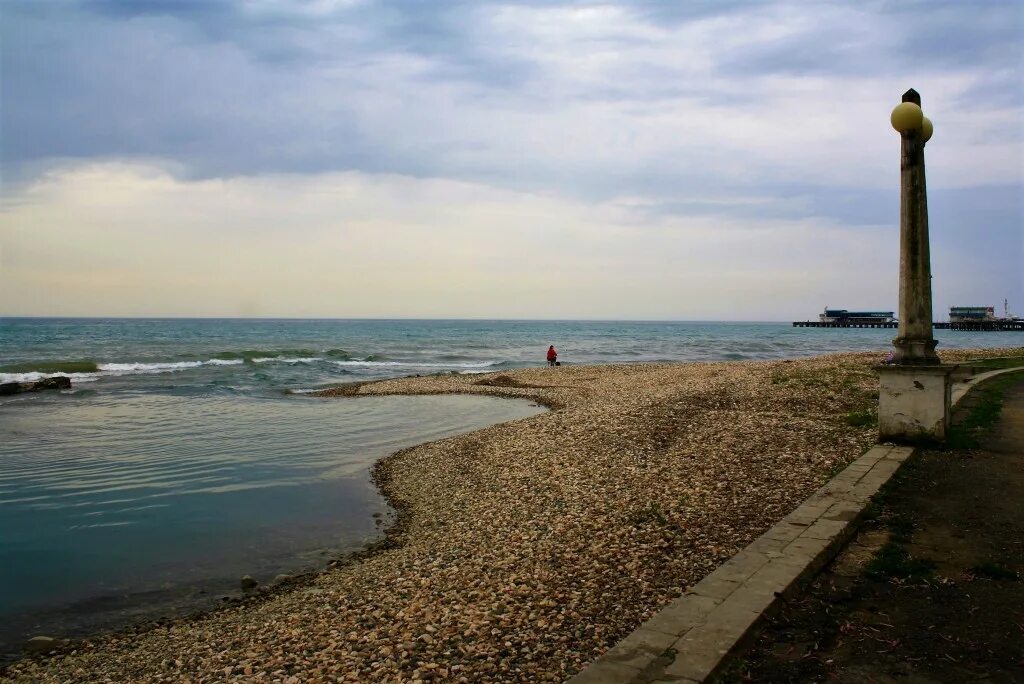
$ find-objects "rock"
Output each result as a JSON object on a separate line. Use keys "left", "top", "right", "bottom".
{"left": 272, "top": 574, "right": 291, "bottom": 584}
{"left": 24, "top": 635, "right": 60, "bottom": 654}
{"left": 38, "top": 376, "right": 73, "bottom": 390}
{"left": 0, "top": 376, "right": 72, "bottom": 396}
{"left": 240, "top": 575, "right": 259, "bottom": 590}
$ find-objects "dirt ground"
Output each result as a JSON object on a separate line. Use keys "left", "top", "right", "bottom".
{"left": 720, "top": 376, "right": 1024, "bottom": 684}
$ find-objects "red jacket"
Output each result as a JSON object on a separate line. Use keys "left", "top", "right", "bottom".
{"left": 547, "top": 347, "right": 557, "bottom": 361}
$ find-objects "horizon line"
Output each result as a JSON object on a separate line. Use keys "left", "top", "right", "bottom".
{"left": 1, "top": 315, "right": 799, "bottom": 324}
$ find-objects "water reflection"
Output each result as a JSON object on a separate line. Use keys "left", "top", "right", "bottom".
{"left": 0, "top": 393, "right": 544, "bottom": 654}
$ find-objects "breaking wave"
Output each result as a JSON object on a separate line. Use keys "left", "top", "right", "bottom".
{"left": 0, "top": 361, "right": 100, "bottom": 374}
{"left": 0, "top": 371, "right": 103, "bottom": 384}
{"left": 0, "top": 352, "right": 503, "bottom": 386}
{"left": 99, "top": 360, "right": 243, "bottom": 372}
{"left": 0, "top": 358, "right": 243, "bottom": 384}
{"left": 329, "top": 359, "right": 502, "bottom": 369}
{"left": 212, "top": 349, "right": 351, "bottom": 362}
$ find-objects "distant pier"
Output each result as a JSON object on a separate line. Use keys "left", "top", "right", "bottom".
{"left": 793, "top": 320, "right": 1024, "bottom": 331}
{"left": 934, "top": 321, "right": 1024, "bottom": 331}
{"left": 793, "top": 321, "right": 897, "bottom": 328}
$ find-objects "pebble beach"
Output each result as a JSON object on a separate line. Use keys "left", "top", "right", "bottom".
{"left": 4, "top": 348, "right": 1021, "bottom": 684}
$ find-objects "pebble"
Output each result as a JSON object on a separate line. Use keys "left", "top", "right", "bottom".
{"left": 3, "top": 348, "right": 1017, "bottom": 683}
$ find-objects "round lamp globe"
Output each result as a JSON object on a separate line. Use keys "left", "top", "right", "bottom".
{"left": 921, "top": 116, "right": 934, "bottom": 142}
{"left": 891, "top": 102, "right": 924, "bottom": 133}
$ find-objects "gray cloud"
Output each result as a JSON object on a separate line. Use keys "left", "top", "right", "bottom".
{"left": 2, "top": 0, "right": 1020, "bottom": 319}
{"left": 2, "top": 0, "right": 1021, "bottom": 226}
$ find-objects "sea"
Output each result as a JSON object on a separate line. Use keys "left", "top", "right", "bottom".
{"left": 1, "top": 317, "right": 1020, "bottom": 656}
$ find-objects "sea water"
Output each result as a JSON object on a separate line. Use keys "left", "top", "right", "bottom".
{"left": 3, "top": 318, "right": 1021, "bottom": 391}
{"left": 0, "top": 318, "right": 1020, "bottom": 654}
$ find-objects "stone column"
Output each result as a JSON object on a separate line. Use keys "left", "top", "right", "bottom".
{"left": 877, "top": 89, "right": 951, "bottom": 443}
{"left": 892, "top": 88, "right": 939, "bottom": 364}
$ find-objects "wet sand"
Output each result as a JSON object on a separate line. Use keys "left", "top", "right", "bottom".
{"left": 4, "top": 349, "right": 1020, "bottom": 683}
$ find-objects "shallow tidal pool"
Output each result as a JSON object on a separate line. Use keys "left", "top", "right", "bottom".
{"left": 0, "top": 391, "right": 544, "bottom": 655}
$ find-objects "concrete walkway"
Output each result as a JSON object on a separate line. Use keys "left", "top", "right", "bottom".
{"left": 721, "top": 375, "right": 1024, "bottom": 681}
{"left": 569, "top": 366, "right": 1023, "bottom": 684}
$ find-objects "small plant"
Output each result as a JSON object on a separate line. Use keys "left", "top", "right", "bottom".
{"left": 845, "top": 407, "right": 877, "bottom": 427}
{"left": 866, "top": 542, "right": 935, "bottom": 581}
{"left": 628, "top": 502, "right": 667, "bottom": 526}
{"left": 970, "top": 561, "right": 1020, "bottom": 581}
{"left": 882, "top": 511, "right": 916, "bottom": 544}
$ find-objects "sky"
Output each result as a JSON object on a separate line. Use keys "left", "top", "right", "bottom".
{"left": 1, "top": 0, "right": 1021, "bottom": 321}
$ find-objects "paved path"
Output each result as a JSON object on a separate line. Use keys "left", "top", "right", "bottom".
{"left": 719, "top": 376, "right": 1024, "bottom": 682}
{"left": 987, "top": 379, "right": 1024, "bottom": 452}
{"left": 571, "top": 369, "right": 1024, "bottom": 684}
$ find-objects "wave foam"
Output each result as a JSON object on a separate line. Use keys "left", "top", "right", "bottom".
{"left": 1, "top": 354, "right": 504, "bottom": 387}
{"left": 99, "top": 359, "right": 244, "bottom": 373}
{"left": 0, "top": 371, "right": 102, "bottom": 384}
{"left": 330, "top": 359, "right": 500, "bottom": 369}
{"left": 0, "top": 358, "right": 245, "bottom": 385}
{"left": 213, "top": 348, "right": 352, "bottom": 361}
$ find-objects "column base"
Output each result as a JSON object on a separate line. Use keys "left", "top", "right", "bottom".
{"left": 890, "top": 337, "right": 940, "bottom": 365}
{"left": 876, "top": 364, "right": 951, "bottom": 444}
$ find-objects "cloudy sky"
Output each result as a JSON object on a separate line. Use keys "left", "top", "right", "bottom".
{"left": 1, "top": 0, "right": 1021, "bottom": 320}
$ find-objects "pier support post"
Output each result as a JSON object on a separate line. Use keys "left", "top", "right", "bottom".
{"left": 877, "top": 89, "right": 950, "bottom": 444}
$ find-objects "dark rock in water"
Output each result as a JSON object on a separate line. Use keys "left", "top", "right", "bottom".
{"left": 0, "top": 376, "right": 72, "bottom": 395}
{"left": 240, "top": 575, "right": 259, "bottom": 590}
{"left": 24, "top": 635, "right": 60, "bottom": 654}
{"left": 272, "top": 574, "right": 292, "bottom": 585}
{"left": 38, "top": 377, "right": 72, "bottom": 390}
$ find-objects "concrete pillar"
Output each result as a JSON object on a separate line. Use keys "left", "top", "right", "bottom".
{"left": 877, "top": 89, "right": 950, "bottom": 444}
{"left": 892, "top": 89, "right": 939, "bottom": 365}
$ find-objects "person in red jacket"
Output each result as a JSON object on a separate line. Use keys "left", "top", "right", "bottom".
{"left": 546, "top": 345, "right": 558, "bottom": 366}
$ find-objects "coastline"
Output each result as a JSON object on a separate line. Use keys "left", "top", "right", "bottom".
{"left": 4, "top": 348, "right": 1022, "bottom": 683}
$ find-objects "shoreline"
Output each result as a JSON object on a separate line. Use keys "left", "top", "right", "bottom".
{"left": 0, "top": 393, "right": 545, "bottom": 664}
{"left": 5, "top": 348, "right": 1023, "bottom": 683}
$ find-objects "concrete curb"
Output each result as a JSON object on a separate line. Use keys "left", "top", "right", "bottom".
{"left": 569, "top": 365, "right": 1024, "bottom": 684}
{"left": 950, "top": 366, "right": 1024, "bottom": 405}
